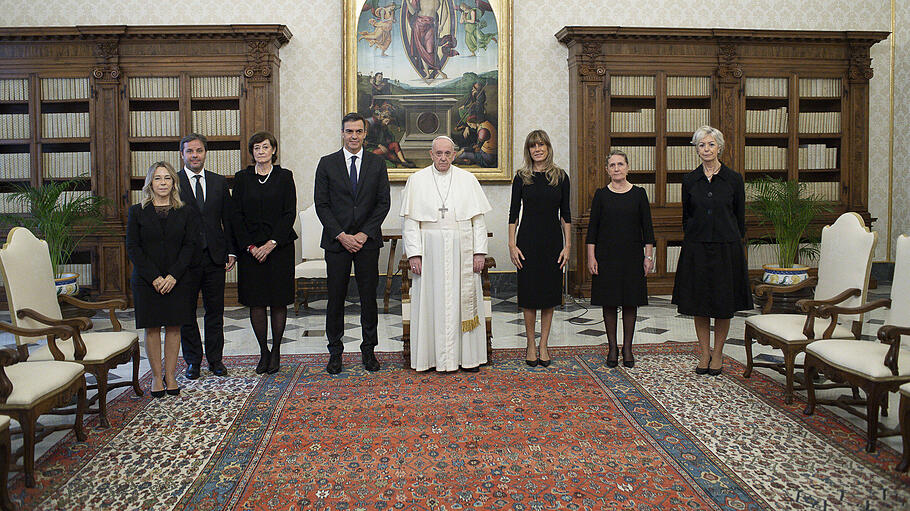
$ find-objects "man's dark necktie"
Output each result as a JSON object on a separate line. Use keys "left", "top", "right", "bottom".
{"left": 349, "top": 155, "right": 358, "bottom": 195}
{"left": 194, "top": 174, "right": 207, "bottom": 248}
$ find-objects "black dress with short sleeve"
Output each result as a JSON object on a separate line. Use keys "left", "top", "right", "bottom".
{"left": 508, "top": 172, "right": 571, "bottom": 309}
{"left": 586, "top": 185, "right": 655, "bottom": 307}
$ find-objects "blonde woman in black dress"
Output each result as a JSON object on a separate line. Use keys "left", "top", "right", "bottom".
{"left": 508, "top": 130, "right": 571, "bottom": 367}
{"left": 232, "top": 131, "right": 298, "bottom": 375}
{"left": 586, "top": 150, "right": 654, "bottom": 368}
{"left": 126, "top": 161, "right": 200, "bottom": 397}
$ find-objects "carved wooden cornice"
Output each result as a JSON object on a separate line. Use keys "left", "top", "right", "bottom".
{"left": 848, "top": 42, "right": 875, "bottom": 81}
{"left": 556, "top": 26, "right": 889, "bottom": 46}
{"left": 92, "top": 40, "right": 120, "bottom": 82}
{"left": 0, "top": 25, "right": 292, "bottom": 45}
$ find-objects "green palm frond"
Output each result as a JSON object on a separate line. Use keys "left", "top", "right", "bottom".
{"left": 746, "top": 176, "right": 832, "bottom": 268}
{"left": 0, "top": 178, "right": 109, "bottom": 276}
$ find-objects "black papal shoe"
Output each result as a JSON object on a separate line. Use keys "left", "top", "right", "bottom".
{"left": 363, "top": 352, "right": 380, "bottom": 372}
{"left": 327, "top": 355, "right": 343, "bottom": 375}
{"left": 461, "top": 366, "right": 480, "bottom": 373}
{"left": 185, "top": 363, "right": 201, "bottom": 380}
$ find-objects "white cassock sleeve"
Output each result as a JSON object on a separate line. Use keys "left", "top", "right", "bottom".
{"left": 402, "top": 216, "right": 423, "bottom": 258}
{"left": 471, "top": 214, "right": 487, "bottom": 255}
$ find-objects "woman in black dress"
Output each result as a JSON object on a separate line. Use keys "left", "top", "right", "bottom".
{"left": 126, "top": 161, "right": 200, "bottom": 397}
{"left": 508, "top": 130, "right": 571, "bottom": 367}
{"left": 671, "top": 125, "right": 753, "bottom": 376}
{"left": 232, "top": 131, "right": 298, "bottom": 375}
{"left": 586, "top": 149, "right": 655, "bottom": 368}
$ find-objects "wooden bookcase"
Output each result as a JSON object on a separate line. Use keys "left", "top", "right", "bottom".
{"left": 0, "top": 25, "right": 291, "bottom": 303}
{"left": 556, "top": 27, "right": 888, "bottom": 296}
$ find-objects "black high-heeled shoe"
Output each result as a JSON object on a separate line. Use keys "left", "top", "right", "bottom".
{"left": 537, "top": 357, "right": 551, "bottom": 368}
{"left": 164, "top": 378, "right": 180, "bottom": 396}
{"left": 606, "top": 346, "right": 618, "bottom": 368}
{"left": 695, "top": 356, "right": 711, "bottom": 375}
{"left": 150, "top": 387, "right": 165, "bottom": 399}
{"left": 267, "top": 349, "right": 281, "bottom": 375}
{"left": 708, "top": 359, "right": 723, "bottom": 376}
{"left": 525, "top": 358, "right": 538, "bottom": 367}
{"left": 255, "top": 350, "right": 270, "bottom": 374}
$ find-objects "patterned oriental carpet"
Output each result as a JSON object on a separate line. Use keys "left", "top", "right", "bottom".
{"left": 9, "top": 343, "right": 910, "bottom": 510}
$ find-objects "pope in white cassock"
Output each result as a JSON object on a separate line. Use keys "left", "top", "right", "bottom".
{"left": 400, "top": 136, "right": 492, "bottom": 372}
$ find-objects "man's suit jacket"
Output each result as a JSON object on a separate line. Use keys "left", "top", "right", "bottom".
{"left": 314, "top": 150, "right": 391, "bottom": 253}
{"left": 178, "top": 169, "right": 236, "bottom": 266}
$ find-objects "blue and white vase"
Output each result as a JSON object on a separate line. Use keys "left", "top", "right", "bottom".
{"left": 761, "top": 265, "right": 810, "bottom": 286}
{"left": 54, "top": 273, "right": 80, "bottom": 296}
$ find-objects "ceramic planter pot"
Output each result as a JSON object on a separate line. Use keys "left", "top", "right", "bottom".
{"left": 761, "top": 265, "right": 810, "bottom": 286}
{"left": 54, "top": 272, "right": 80, "bottom": 296}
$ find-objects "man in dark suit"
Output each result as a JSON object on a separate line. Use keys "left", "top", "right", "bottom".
{"left": 315, "top": 112, "right": 391, "bottom": 374}
{"left": 178, "top": 133, "right": 236, "bottom": 379}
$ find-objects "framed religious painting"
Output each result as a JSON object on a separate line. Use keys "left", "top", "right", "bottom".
{"left": 343, "top": 0, "right": 513, "bottom": 182}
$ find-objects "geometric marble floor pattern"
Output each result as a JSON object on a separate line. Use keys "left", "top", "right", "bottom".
{"left": 0, "top": 285, "right": 906, "bottom": 509}
{"left": 10, "top": 345, "right": 910, "bottom": 511}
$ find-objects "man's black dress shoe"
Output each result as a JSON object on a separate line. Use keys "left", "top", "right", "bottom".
{"left": 185, "top": 363, "right": 201, "bottom": 380}
{"left": 363, "top": 352, "right": 380, "bottom": 372}
{"left": 209, "top": 361, "right": 228, "bottom": 377}
{"left": 327, "top": 355, "right": 343, "bottom": 375}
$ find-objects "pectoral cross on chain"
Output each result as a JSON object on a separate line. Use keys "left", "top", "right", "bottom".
{"left": 438, "top": 205, "right": 448, "bottom": 218}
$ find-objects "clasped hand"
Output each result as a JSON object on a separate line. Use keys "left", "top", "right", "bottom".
{"left": 250, "top": 242, "right": 276, "bottom": 263}
{"left": 152, "top": 275, "right": 177, "bottom": 294}
{"left": 338, "top": 232, "right": 368, "bottom": 253}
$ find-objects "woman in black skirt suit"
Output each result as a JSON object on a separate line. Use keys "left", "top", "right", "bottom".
{"left": 126, "top": 161, "right": 200, "bottom": 397}
{"left": 508, "top": 130, "right": 571, "bottom": 367}
{"left": 586, "top": 149, "right": 654, "bottom": 368}
{"left": 672, "top": 125, "right": 753, "bottom": 376}
{"left": 232, "top": 131, "right": 298, "bottom": 375}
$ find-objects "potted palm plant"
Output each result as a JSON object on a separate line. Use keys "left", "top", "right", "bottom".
{"left": 1, "top": 178, "right": 108, "bottom": 295}
{"left": 747, "top": 176, "right": 832, "bottom": 285}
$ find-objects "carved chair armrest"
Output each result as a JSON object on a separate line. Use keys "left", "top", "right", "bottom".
{"left": 0, "top": 347, "right": 17, "bottom": 403}
{"left": 796, "top": 288, "right": 862, "bottom": 313}
{"left": 754, "top": 277, "right": 817, "bottom": 298}
{"left": 0, "top": 321, "right": 79, "bottom": 362}
{"left": 816, "top": 298, "right": 892, "bottom": 319}
{"left": 878, "top": 325, "right": 910, "bottom": 376}
{"left": 58, "top": 295, "right": 125, "bottom": 332}
{"left": 17, "top": 308, "right": 93, "bottom": 332}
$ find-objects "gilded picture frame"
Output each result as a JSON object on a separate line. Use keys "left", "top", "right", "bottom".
{"left": 343, "top": 0, "right": 512, "bottom": 182}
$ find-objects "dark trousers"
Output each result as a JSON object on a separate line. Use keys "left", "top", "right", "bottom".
{"left": 325, "top": 247, "right": 380, "bottom": 356}
{"left": 181, "top": 251, "right": 226, "bottom": 366}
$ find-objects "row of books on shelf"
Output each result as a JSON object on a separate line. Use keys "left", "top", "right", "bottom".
{"left": 130, "top": 149, "right": 241, "bottom": 177}
{"left": 634, "top": 183, "right": 683, "bottom": 204}
{"left": 666, "top": 76, "right": 711, "bottom": 96}
{"left": 744, "top": 180, "right": 839, "bottom": 201}
{"left": 190, "top": 76, "right": 241, "bottom": 98}
{"left": 798, "top": 78, "right": 842, "bottom": 98}
{"left": 0, "top": 113, "right": 29, "bottom": 139}
{"left": 129, "top": 111, "right": 180, "bottom": 137}
{"left": 41, "top": 78, "right": 90, "bottom": 101}
{"left": 745, "top": 77, "right": 788, "bottom": 97}
{"left": 42, "top": 151, "right": 91, "bottom": 179}
{"left": 610, "top": 109, "right": 655, "bottom": 133}
{"left": 612, "top": 146, "right": 655, "bottom": 171}
{"left": 191, "top": 110, "right": 240, "bottom": 137}
{"left": 746, "top": 107, "right": 788, "bottom": 133}
{"left": 666, "top": 108, "right": 710, "bottom": 133}
{"left": 0, "top": 192, "right": 28, "bottom": 213}
{"left": 0, "top": 263, "right": 91, "bottom": 286}
{"left": 0, "top": 153, "right": 30, "bottom": 179}
{"left": 798, "top": 111, "right": 840, "bottom": 133}
{"left": 666, "top": 145, "right": 701, "bottom": 170}
{"left": 744, "top": 146, "right": 787, "bottom": 170}
{"left": 610, "top": 75, "right": 655, "bottom": 96}
{"left": 798, "top": 144, "right": 838, "bottom": 169}
{"left": 0, "top": 79, "right": 28, "bottom": 101}
{"left": 42, "top": 112, "right": 89, "bottom": 139}
{"left": 129, "top": 77, "right": 180, "bottom": 99}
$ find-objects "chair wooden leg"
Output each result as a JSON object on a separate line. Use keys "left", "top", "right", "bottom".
{"left": 743, "top": 325, "right": 754, "bottom": 378}
{"left": 803, "top": 355, "right": 819, "bottom": 415}
{"left": 0, "top": 426, "right": 14, "bottom": 511}
{"left": 93, "top": 368, "right": 110, "bottom": 429}
{"left": 74, "top": 379, "right": 87, "bottom": 442}
{"left": 784, "top": 349, "right": 796, "bottom": 404}
{"left": 131, "top": 344, "right": 143, "bottom": 397}
{"left": 865, "top": 387, "right": 883, "bottom": 453}
{"left": 21, "top": 418, "right": 35, "bottom": 488}
{"left": 294, "top": 280, "right": 301, "bottom": 315}
{"left": 303, "top": 288, "right": 309, "bottom": 309}
{"left": 898, "top": 394, "right": 910, "bottom": 472}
